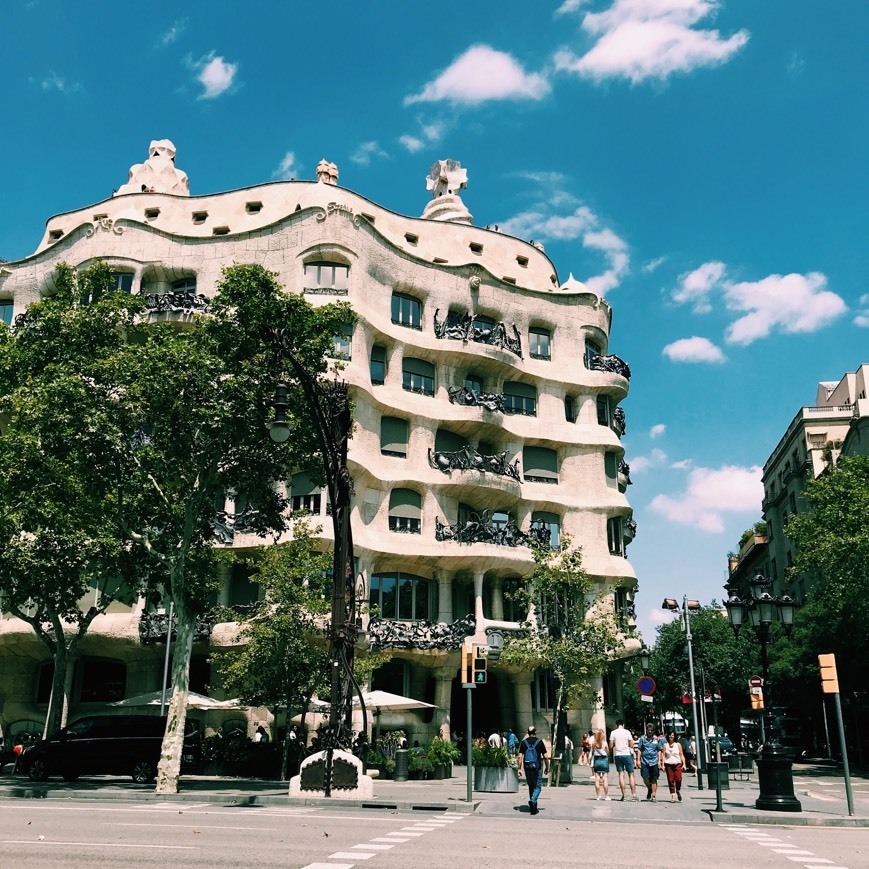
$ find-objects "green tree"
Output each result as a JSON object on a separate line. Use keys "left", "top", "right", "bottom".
{"left": 780, "top": 455, "right": 869, "bottom": 695}
{"left": 649, "top": 605, "right": 758, "bottom": 740}
{"left": 499, "top": 537, "right": 617, "bottom": 753}
{"left": 0, "top": 263, "right": 149, "bottom": 737}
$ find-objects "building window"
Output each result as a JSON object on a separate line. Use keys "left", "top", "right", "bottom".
{"left": 304, "top": 262, "right": 349, "bottom": 290}
{"left": 533, "top": 669, "right": 556, "bottom": 711}
{"left": 245, "top": 201, "right": 263, "bottom": 214}
{"left": 79, "top": 658, "right": 127, "bottom": 703}
{"left": 388, "top": 488, "right": 422, "bottom": 534}
{"left": 171, "top": 277, "right": 197, "bottom": 293}
{"left": 607, "top": 517, "right": 625, "bottom": 556}
{"left": 473, "top": 314, "right": 495, "bottom": 334}
{"left": 331, "top": 324, "right": 352, "bottom": 360}
{"left": 370, "top": 572, "right": 432, "bottom": 621}
{"left": 290, "top": 471, "right": 322, "bottom": 514}
{"left": 402, "top": 357, "right": 435, "bottom": 396}
{"left": 229, "top": 562, "right": 260, "bottom": 613}
{"left": 529, "top": 328, "right": 551, "bottom": 360}
{"left": 532, "top": 511, "right": 560, "bottom": 549}
{"left": 585, "top": 338, "right": 603, "bottom": 368}
{"left": 604, "top": 451, "right": 618, "bottom": 479}
{"left": 564, "top": 395, "right": 576, "bottom": 423}
{"left": 370, "top": 344, "right": 387, "bottom": 384}
{"left": 523, "top": 446, "right": 558, "bottom": 484}
{"left": 391, "top": 292, "right": 422, "bottom": 329}
{"left": 0, "top": 300, "right": 12, "bottom": 327}
{"left": 380, "top": 416, "right": 408, "bottom": 458}
{"left": 788, "top": 492, "right": 797, "bottom": 514}
{"left": 111, "top": 272, "right": 134, "bottom": 293}
{"left": 465, "top": 373, "right": 483, "bottom": 393}
{"left": 435, "top": 428, "right": 467, "bottom": 453}
{"left": 503, "top": 381, "right": 537, "bottom": 416}
{"left": 596, "top": 395, "right": 611, "bottom": 426}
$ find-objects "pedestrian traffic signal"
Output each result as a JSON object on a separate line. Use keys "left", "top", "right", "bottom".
{"left": 473, "top": 658, "right": 487, "bottom": 684}
{"left": 818, "top": 653, "right": 839, "bottom": 695}
{"left": 461, "top": 643, "right": 474, "bottom": 685}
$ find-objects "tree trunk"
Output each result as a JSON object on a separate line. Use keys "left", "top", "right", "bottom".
{"left": 156, "top": 599, "right": 195, "bottom": 794}
{"left": 43, "top": 642, "right": 68, "bottom": 739}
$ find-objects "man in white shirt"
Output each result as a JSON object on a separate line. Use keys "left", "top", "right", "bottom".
{"left": 609, "top": 719, "right": 638, "bottom": 801}
{"left": 488, "top": 730, "right": 503, "bottom": 748}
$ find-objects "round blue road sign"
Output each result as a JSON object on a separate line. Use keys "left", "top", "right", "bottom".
{"left": 637, "top": 676, "right": 656, "bottom": 696}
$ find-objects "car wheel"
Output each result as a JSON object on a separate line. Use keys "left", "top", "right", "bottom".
{"left": 28, "top": 758, "right": 49, "bottom": 782}
{"left": 62, "top": 770, "right": 80, "bottom": 782}
{"left": 132, "top": 759, "right": 156, "bottom": 784}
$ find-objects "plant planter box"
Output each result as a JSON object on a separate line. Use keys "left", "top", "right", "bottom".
{"left": 433, "top": 762, "right": 453, "bottom": 780}
{"left": 474, "top": 766, "right": 519, "bottom": 793}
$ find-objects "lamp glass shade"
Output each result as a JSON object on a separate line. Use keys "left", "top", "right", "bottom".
{"left": 778, "top": 594, "right": 797, "bottom": 626}
{"left": 749, "top": 573, "right": 770, "bottom": 600}
{"left": 725, "top": 595, "right": 746, "bottom": 629}
{"left": 748, "top": 604, "right": 761, "bottom": 628}
{"left": 757, "top": 593, "right": 775, "bottom": 624}
{"left": 268, "top": 421, "right": 291, "bottom": 443}
{"left": 639, "top": 648, "right": 651, "bottom": 671}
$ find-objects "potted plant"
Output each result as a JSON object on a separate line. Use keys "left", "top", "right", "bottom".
{"left": 472, "top": 743, "right": 519, "bottom": 793}
{"left": 426, "top": 738, "right": 460, "bottom": 780}
{"left": 408, "top": 750, "right": 435, "bottom": 780}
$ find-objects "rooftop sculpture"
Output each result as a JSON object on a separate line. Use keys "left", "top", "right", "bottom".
{"left": 115, "top": 139, "right": 189, "bottom": 196}
{"left": 421, "top": 159, "right": 472, "bottom": 224}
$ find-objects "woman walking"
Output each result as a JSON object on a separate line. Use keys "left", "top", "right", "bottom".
{"left": 590, "top": 729, "right": 611, "bottom": 800}
{"left": 662, "top": 731, "right": 686, "bottom": 802}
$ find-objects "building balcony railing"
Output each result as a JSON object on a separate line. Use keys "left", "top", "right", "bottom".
{"left": 433, "top": 309, "right": 523, "bottom": 357}
{"left": 428, "top": 445, "right": 521, "bottom": 480}
{"left": 388, "top": 516, "right": 421, "bottom": 534}
{"left": 211, "top": 507, "right": 259, "bottom": 543}
{"left": 435, "top": 512, "right": 550, "bottom": 548}
{"left": 585, "top": 352, "right": 632, "bottom": 380}
{"left": 624, "top": 518, "right": 637, "bottom": 542}
{"left": 303, "top": 286, "right": 349, "bottom": 296}
{"left": 367, "top": 613, "right": 476, "bottom": 651}
{"left": 612, "top": 406, "right": 626, "bottom": 437}
{"left": 618, "top": 459, "right": 632, "bottom": 486}
{"left": 144, "top": 289, "right": 211, "bottom": 314}
{"left": 392, "top": 317, "right": 423, "bottom": 331}
{"left": 447, "top": 385, "right": 505, "bottom": 413}
{"left": 139, "top": 610, "right": 216, "bottom": 645}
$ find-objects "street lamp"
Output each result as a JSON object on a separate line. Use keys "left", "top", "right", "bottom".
{"left": 637, "top": 644, "right": 651, "bottom": 674}
{"left": 724, "top": 573, "right": 802, "bottom": 812}
{"left": 266, "top": 328, "right": 367, "bottom": 798}
{"left": 662, "top": 596, "right": 705, "bottom": 789}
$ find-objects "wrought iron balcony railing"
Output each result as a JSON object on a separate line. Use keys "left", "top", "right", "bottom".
{"left": 586, "top": 352, "right": 632, "bottom": 380}
{"left": 139, "top": 610, "right": 216, "bottom": 644}
{"left": 433, "top": 309, "right": 523, "bottom": 357}
{"left": 367, "top": 614, "right": 476, "bottom": 651}
{"left": 618, "top": 459, "right": 632, "bottom": 485}
{"left": 625, "top": 518, "right": 637, "bottom": 541}
{"left": 435, "top": 511, "right": 551, "bottom": 548}
{"left": 303, "top": 286, "right": 348, "bottom": 296}
{"left": 612, "top": 406, "right": 626, "bottom": 437}
{"left": 447, "top": 385, "right": 505, "bottom": 413}
{"left": 144, "top": 290, "right": 211, "bottom": 314}
{"left": 428, "top": 445, "right": 521, "bottom": 481}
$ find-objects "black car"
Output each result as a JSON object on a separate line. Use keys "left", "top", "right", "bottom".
{"left": 708, "top": 734, "right": 735, "bottom": 757}
{"left": 16, "top": 715, "right": 201, "bottom": 783}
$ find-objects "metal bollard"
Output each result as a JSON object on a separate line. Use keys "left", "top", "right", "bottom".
{"left": 394, "top": 748, "right": 409, "bottom": 782}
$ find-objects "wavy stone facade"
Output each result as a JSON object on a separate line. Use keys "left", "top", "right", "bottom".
{"left": 0, "top": 146, "right": 637, "bottom": 743}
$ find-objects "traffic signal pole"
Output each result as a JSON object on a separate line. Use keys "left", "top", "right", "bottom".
{"left": 820, "top": 654, "right": 854, "bottom": 816}
{"left": 462, "top": 643, "right": 474, "bottom": 804}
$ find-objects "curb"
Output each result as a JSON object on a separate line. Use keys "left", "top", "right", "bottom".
{"left": 708, "top": 811, "right": 869, "bottom": 828}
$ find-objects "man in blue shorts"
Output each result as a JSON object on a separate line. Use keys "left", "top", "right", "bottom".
{"left": 636, "top": 724, "right": 664, "bottom": 801}
{"left": 609, "top": 719, "right": 638, "bottom": 801}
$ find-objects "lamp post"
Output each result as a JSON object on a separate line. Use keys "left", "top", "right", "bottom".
{"left": 266, "top": 328, "right": 367, "bottom": 798}
{"left": 724, "top": 573, "right": 801, "bottom": 812}
{"left": 662, "top": 597, "right": 705, "bottom": 789}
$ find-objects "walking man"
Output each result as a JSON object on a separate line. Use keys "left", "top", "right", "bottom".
{"left": 609, "top": 719, "right": 638, "bottom": 801}
{"left": 518, "top": 726, "right": 549, "bottom": 815}
{"left": 636, "top": 724, "right": 664, "bottom": 801}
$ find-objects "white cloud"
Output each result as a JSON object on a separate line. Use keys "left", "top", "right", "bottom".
{"left": 39, "top": 72, "right": 80, "bottom": 94}
{"left": 854, "top": 294, "right": 869, "bottom": 328}
{"left": 670, "top": 458, "right": 693, "bottom": 470}
{"left": 672, "top": 261, "right": 727, "bottom": 313}
{"left": 399, "top": 135, "right": 425, "bottom": 153}
{"left": 350, "top": 141, "right": 389, "bottom": 166}
{"left": 650, "top": 424, "right": 666, "bottom": 438}
{"left": 662, "top": 336, "right": 726, "bottom": 363}
{"left": 554, "top": 0, "right": 749, "bottom": 85}
{"left": 272, "top": 152, "right": 300, "bottom": 181}
{"left": 650, "top": 464, "right": 763, "bottom": 533}
{"left": 405, "top": 44, "right": 550, "bottom": 106}
{"left": 723, "top": 272, "right": 847, "bottom": 345}
{"left": 399, "top": 119, "right": 446, "bottom": 154}
{"left": 629, "top": 448, "right": 668, "bottom": 473}
{"left": 643, "top": 255, "right": 668, "bottom": 273}
{"left": 648, "top": 607, "right": 675, "bottom": 626}
{"left": 583, "top": 228, "right": 630, "bottom": 295}
{"left": 187, "top": 52, "right": 238, "bottom": 99}
{"left": 787, "top": 51, "right": 806, "bottom": 77}
{"left": 160, "top": 18, "right": 187, "bottom": 47}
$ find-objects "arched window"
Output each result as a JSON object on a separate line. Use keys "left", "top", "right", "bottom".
{"left": 523, "top": 446, "right": 558, "bottom": 484}
{"left": 370, "top": 344, "right": 387, "bottom": 384}
{"left": 291, "top": 471, "right": 322, "bottom": 514}
{"left": 304, "top": 262, "right": 349, "bottom": 290}
{"left": 380, "top": 416, "right": 408, "bottom": 458}
{"left": 402, "top": 357, "right": 435, "bottom": 396}
{"left": 503, "top": 381, "right": 536, "bottom": 416}
{"left": 529, "top": 327, "right": 551, "bottom": 360}
{"left": 370, "top": 572, "right": 433, "bottom": 620}
{"left": 391, "top": 292, "right": 422, "bottom": 329}
{"left": 1, "top": 300, "right": 15, "bottom": 327}
{"left": 532, "top": 511, "right": 560, "bottom": 550}
{"left": 564, "top": 395, "right": 576, "bottom": 423}
{"left": 388, "top": 488, "right": 422, "bottom": 534}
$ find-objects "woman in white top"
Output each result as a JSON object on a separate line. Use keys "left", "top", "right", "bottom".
{"left": 590, "top": 729, "right": 611, "bottom": 801}
{"left": 662, "top": 732, "right": 686, "bottom": 802}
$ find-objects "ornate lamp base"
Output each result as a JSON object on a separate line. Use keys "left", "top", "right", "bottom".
{"left": 289, "top": 750, "right": 374, "bottom": 800}
{"left": 755, "top": 743, "right": 802, "bottom": 812}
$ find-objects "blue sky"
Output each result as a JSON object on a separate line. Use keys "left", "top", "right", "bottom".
{"left": 3, "top": 1, "right": 867, "bottom": 643}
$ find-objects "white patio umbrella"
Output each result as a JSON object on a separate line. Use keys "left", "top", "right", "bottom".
{"left": 110, "top": 691, "right": 246, "bottom": 710}
{"left": 351, "top": 691, "right": 436, "bottom": 743}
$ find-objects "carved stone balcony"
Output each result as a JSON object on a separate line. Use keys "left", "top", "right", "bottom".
{"left": 144, "top": 289, "right": 210, "bottom": 314}
{"left": 586, "top": 352, "right": 632, "bottom": 380}
{"left": 612, "top": 406, "right": 626, "bottom": 437}
{"left": 428, "top": 445, "right": 521, "bottom": 481}
{"left": 367, "top": 614, "right": 476, "bottom": 651}
{"left": 435, "top": 511, "right": 550, "bottom": 548}
{"left": 139, "top": 610, "right": 216, "bottom": 645}
{"left": 434, "top": 309, "right": 522, "bottom": 357}
{"left": 447, "top": 385, "right": 505, "bottom": 413}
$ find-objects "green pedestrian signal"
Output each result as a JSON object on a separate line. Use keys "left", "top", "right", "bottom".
{"left": 473, "top": 658, "right": 487, "bottom": 684}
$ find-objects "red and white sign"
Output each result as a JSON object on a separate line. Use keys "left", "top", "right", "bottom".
{"left": 749, "top": 675, "right": 763, "bottom": 688}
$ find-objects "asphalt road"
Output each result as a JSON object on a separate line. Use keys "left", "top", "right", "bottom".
{"left": 0, "top": 800, "right": 866, "bottom": 869}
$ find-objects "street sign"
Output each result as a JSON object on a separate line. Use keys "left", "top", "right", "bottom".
{"left": 749, "top": 675, "right": 763, "bottom": 688}
{"left": 641, "top": 694, "right": 654, "bottom": 703}
{"left": 637, "top": 676, "right": 656, "bottom": 696}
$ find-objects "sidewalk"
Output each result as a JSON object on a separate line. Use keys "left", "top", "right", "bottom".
{"left": 0, "top": 764, "right": 865, "bottom": 827}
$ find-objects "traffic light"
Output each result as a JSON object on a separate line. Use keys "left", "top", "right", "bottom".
{"left": 750, "top": 689, "right": 764, "bottom": 710}
{"left": 473, "top": 657, "right": 488, "bottom": 684}
{"left": 461, "top": 643, "right": 473, "bottom": 685}
{"left": 818, "top": 653, "right": 839, "bottom": 694}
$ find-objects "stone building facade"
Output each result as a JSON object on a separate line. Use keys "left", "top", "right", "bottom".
{"left": 0, "top": 144, "right": 638, "bottom": 744}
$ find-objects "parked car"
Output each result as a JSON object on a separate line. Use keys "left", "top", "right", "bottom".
{"left": 708, "top": 734, "right": 735, "bottom": 757}
{"left": 16, "top": 715, "right": 201, "bottom": 783}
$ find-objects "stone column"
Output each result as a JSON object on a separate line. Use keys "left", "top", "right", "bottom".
{"left": 436, "top": 571, "right": 453, "bottom": 623}
{"left": 217, "top": 562, "right": 231, "bottom": 607}
{"left": 473, "top": 571, "right": 485, "bottom": 625}
{"left": 490, "top": 575, "right": 504, "bottom": 621}
{"left": 513, "top": 672, "right": 534, "bottom": 731}
{"left": 433, "top": 665, "right": 455, "bottom": 739}
{"left": 589, "top": 676, "right": 606, "bottom": 733}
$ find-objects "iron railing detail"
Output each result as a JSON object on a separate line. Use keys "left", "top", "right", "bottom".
{"left": 428, "top": 445, "right": 520, "bottom": 481}
{"left": 433, "top": 309, "right": 522, "bottom": 357}
{"left": 586, "top": 352, "right": 632, "bottom": 380}
{"left": 367, "top": 614, "right": 476, "bottom": 651}
{"left": 447, "top": 385, "right": 505, "bottom": 413}
{"left": 435, "top": 511, "right": 550, "bottom": 548}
